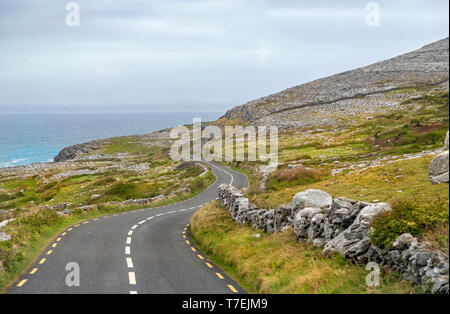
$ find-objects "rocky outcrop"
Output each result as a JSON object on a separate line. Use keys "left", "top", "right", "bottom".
{"left": 429, "top": 131, "right": 449, "bottom": 184}
{"left": 222, "top": 38, "right": 449, "bottom": 129}
{"left": 54, "top": 140, "right": 107, "bottom": 162}
{"left": 218, "top": 184, "right": 449, "bottom": 293}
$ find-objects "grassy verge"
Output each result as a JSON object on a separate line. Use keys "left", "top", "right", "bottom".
{"left": 190, "top": 201, "right": 417, "bottom": 294}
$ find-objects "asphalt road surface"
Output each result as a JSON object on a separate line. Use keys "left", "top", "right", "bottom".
{"left": 7, "top": 161, "right": 248, "bottom": 294}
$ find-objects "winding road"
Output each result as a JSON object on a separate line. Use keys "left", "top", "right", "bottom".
{"left": 7, "top": 161, "right": 248, "bottom": 294}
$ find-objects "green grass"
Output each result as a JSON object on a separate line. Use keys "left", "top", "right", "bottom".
{"left": 250, "top": 155, "right": 448, "bottom": 209}
{"left": 190, "top": 201, "right": 416, "bottom": 294}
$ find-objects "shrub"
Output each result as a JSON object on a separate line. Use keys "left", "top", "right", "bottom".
{"left": 179, "top": 165, "right": 203, "bottom": 179}
{"left": 105, "top": 182, "right": 140, "bottom": 200}
{"left": 37, "top": 181, "right": 58, "bottom": 192}
{"left": 267, "top": 167, "right": 327, "bottom": 190}
{"left": 92, "top": 177, "right": 116, "bottom": 186}
{"left": 5, "top": 209, "right": 62, "bottom": 244}
{"left": 370, "top": 198, "right": 449, "bottom": 249}
{"left": 0, "top": 193, "right": 12, "bottom": 202}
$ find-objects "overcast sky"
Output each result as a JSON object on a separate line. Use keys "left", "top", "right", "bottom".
{"left": 0, "top": 0, "right": 448, "bottom": 112}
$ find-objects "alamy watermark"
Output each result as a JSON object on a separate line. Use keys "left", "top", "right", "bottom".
{"left": 65, "top": 2, "right": 80, "bottom": 27}
{"left": 365, "top": 2, "right": 380, "bottom": 27}
{"left": 65, "top": 262, "right": 80, "bottom": 287}
{"left": 365, "top": 262, "right": 381, "bottom": 287}
{"left": 169, "top": 118, "right": 279, "bottom": 172}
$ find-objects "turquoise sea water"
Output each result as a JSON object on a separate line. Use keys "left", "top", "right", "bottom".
{"left": 0, "top": 111, "right": 222, "bottom": 168}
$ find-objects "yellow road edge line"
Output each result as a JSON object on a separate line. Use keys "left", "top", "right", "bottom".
{"left": 227, "top": 284, "right": 238, "bottom": 293}
{"left": 17, "top": 279, "right": 27, "bottom": 287}
{"left": 206, "top": 262, "right": 213, "bottom": 269}
{"left": 216, "top": 273, "right": 224, "bottom": 279}
{"left": 197, "top": 254, "right": 204, "bottom": 260}
{"left": 39, "top": 258, "right": 46, "bottom": 264}
{"left": 46, "top": 250, "right": 53, "bottom": 255}
{"left": 191, "top": 247, "right": 196, "bottom": 252}
{"left": 30, "top": 268, "right": 38, "bottom": 274}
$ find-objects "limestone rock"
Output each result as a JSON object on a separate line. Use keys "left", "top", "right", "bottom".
{"left": 221, "top": 38, "right": 449, "bottom": 130}
{"left": 429, "top": 150, "right": 449, "bottom": 184}
{"left": 445, "top": 131, "right": 449, "bottom": 149}
{"left": 293, "top": 189, "right": 332, "bottom": 211}
{"left": 0, "top": 232, "right": 11, "bottom": 242}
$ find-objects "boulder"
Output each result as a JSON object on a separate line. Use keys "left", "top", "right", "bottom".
{"left": 293, "top": 189, "right": 332, "bottom": 211}
{"left": 0, "top": 218, "right": 14, "bottom": 228}
{"left": 0, "top": 232, "right": 11, "bottom": 242}
{"left": 445, "top": 131, "right": 449, "bottom": 149}
{"left": 392, "top": 233, "right": 417, "bottom": 251}
{"left": 429, "top": 150, "right": 449, "bottom": 184}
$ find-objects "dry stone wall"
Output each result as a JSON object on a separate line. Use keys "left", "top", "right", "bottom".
{"left": 218, "top": 185, "right": 449, "bottom": 293}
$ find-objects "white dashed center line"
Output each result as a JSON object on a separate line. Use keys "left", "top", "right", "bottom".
{"left": 126, "top": 257, "right": 134, "bottom": 268}
{"left": 128, "top": 272, "right": 136, "bottom": 285}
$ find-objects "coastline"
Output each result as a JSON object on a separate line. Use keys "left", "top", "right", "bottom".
{"left": 0, "top": 111, "right": 222, "bottom": 170}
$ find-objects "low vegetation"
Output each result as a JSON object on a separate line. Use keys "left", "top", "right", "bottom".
{"left": 190, "top": 201, "right": 415, "bottom": 294}
{"left": 371, "top": 198, "right": 449, "bottom": 252}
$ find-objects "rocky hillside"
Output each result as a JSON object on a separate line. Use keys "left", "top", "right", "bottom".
{"left": 221, "top": 38, "right": 449, "bottom": 129}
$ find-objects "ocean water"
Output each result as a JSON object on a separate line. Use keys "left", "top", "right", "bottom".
{"left": 0, "top": 111, "right": 222, "bottom": 168}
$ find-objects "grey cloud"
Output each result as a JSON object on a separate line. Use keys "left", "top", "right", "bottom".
{"left": 0, "top": 0, "right": 448, "bottom": 111}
